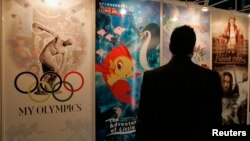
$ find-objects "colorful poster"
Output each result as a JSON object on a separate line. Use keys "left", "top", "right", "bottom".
{"left": 212, "top": 12, "right": 248, "bottom": 125}
{"left": 2, "top": 0, "right": 94, "bottom": 141}
{"left": 95, "top": 0, "right": 160, "bottom": 140}
{"left": 163, "top": 3, "right": 211, "bottom": 68}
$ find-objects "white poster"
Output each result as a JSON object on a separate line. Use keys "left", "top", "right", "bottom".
{"left": 212, "top": 11, "right": 249, "bottom": 125}
{"left": 2, "top": 0, "right": 94, "bottom": 141}
{"left": 163, "top": 3, "right": 211, "bottom": 68}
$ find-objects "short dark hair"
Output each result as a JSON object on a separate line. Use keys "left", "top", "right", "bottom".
{"left": 169, "top": 25, "right": 196, "bottom": 55}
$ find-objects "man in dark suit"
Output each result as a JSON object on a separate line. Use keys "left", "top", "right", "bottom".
{"left": 135, "top": 25, "right": 223, "bottom": 141}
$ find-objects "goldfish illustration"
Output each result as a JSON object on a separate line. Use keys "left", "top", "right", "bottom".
{"left": 96, "top": 41, "right": 140, "bottom": 106}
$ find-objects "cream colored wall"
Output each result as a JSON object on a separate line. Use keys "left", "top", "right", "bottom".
{"left": 0, "top": 1, "right": 249, "bottom": 140}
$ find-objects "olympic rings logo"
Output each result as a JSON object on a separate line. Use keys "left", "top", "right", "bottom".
{"left": 14, "top": 71, "right": 84, "bottom": 103}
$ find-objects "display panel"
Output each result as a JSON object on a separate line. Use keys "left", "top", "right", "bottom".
{"left": 212, "top": 11, "right": 249, "bottom": 125}
{"left": 0, "top": 1, "right": 2, "bottom": 140}
{"left": 163, "top": 3, "right": 211, "bottom": 68}
{"left": 95, "top": 0, "right": 160, "bottom": 140}
{"left": 2, "top": 0, "right": 94, "bottom": 140}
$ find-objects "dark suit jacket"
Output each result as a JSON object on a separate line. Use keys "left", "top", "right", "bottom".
{"left": 135, "top": 56, "right": 223, "bottom": 141}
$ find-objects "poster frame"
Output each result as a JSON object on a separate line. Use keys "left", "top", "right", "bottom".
{"left": 0, "top": 0, "right": 96, "bottom": 140}
{"left": 0, "top": 0, "right": 2, "bottom": 140}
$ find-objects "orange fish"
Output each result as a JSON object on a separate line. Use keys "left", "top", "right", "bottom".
{"left": 96, "top": 42, "right": 140, "bottom": 106}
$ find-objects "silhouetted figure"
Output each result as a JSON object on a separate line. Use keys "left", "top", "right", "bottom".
{"left": 136, "top": 25, "right": 223, "bottom": 141}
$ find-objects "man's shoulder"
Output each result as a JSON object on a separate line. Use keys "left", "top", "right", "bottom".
{"left": 144, "top": 65, "right": 166, "bottom": 76}
{"left": 194, "top": 63, "right": 219, "bottom": 76}
{"left": 142, "top": 66, "right": 167, "bottom": 83}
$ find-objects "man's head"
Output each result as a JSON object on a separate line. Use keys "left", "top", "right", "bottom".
{"left": 231, "top": 102, "right": 238, "bottom": 116}
{"left": 221, "top": 71, "right": 233, "bottom": 95}
{"left": 169, "top": 25, "right": 196, "bottom": 56}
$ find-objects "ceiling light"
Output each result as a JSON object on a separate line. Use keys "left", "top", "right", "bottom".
{"left": 202, "top": 6, "right": 209, "bottom": 12}
{"left": 202, "top": 0, "right": 209, "bottom": 12}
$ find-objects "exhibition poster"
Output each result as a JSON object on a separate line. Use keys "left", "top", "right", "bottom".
{"left": 2, "top": 0, "right": 94, "bottom": 140}
{"left": 212, "top": 11, "right": 249, "bottom": 125}
{"left": 95, "top": 0, "right": 160, "bottom": 140}
{"left": 163, "top": 3, "right": 211, "bottom": 68}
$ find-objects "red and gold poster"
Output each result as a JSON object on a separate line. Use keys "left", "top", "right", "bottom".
{"left": 212, "top": 11, "right": 248, "bottom": 125}
{"left": 2, "top": 0, "right": 94, "bottom": 140}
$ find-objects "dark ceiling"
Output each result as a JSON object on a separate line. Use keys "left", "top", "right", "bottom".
{"left": 179, "top": 0, "right": 250, "bottom": 14}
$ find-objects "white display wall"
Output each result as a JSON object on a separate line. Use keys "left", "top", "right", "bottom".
{"left": 1, "top": 0, "right": 250, "bottom": 141}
